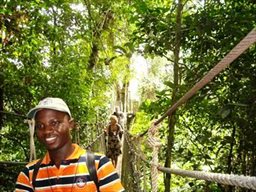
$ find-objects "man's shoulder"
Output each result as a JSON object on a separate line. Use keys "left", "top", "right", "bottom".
{"left": 26, "top": 158, "right": 41, "bottom": 167}
{"left": 20, "top": 158, "right": 44, "bottom": 173}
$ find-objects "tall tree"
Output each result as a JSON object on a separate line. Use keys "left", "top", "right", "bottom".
{"left": 164, "top": 1, "right": 183, "bottom": 191}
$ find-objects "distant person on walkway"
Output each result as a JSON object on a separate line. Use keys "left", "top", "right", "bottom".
{"left": 113, "top": 106, "right": 125, "bottom": 128}
{"left": 15, "top": 97, "right": 124, "bottom": 192}
{"left": 105, "top": 115, "right": 123, "bottom": 168}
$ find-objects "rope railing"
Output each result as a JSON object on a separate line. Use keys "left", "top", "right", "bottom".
{"left": 123, "top": 129, "right": 149, "bottom": 165}
{"left": 83, "top": 131, "right": 105, "bottom": 150}
{"left": 25, "top": 119, "right": 36, "bottom": 161}
{"left": 132, "top": 27, "right": 256, "bottom": 190}
{"left": 123, "top": 128, "right": 149, "bottom": 190}
{"left": 158, "top": 166, "right": 256, "bottom": 190}
{"left": 147, "top": 123, "right": 161, "bottom": 192}
{"left": 125, "top": 119, "right": 256, "bottom": 191}
{"left": 144, "top": 127, "right": 256, "bottom": 191}
{"left": 139, "top": 28, "right": 256, "bottom": 138}
{"left": 0, "top": 161, "right": 27, "bottom": 165}
{"left": 0, "top": 110, "right": 26, "bottom": 118}
{"left": 154, "top": 27, "right": 256, "bottom": 126}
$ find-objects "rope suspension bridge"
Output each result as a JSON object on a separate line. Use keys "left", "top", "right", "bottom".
{"left": 1, "top": 27, "right": 256, "bottom": 191}
{"left": 85, "top": 27, "right": 256, "bottom": 191}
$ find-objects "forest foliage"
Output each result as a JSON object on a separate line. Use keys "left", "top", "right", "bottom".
{"left": 1, "top": 0, "right": 256, "bottom": 191}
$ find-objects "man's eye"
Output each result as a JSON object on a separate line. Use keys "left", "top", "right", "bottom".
{"left": 50, "top": 120, "right": 60, "bottom": 127}
{"left": 35, "top": 124, "right": 44, "bottom": 130}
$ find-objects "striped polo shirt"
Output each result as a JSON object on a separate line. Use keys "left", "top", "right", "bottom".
{"left": 15, "top": 144, "right": 125, "bottom": 192}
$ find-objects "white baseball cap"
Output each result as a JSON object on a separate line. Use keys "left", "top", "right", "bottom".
{"left": 27, "top": 97, "right": 71, "bottom": 119}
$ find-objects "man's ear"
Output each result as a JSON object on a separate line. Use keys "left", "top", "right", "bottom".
{"left": 69, "top": 118, "right": 75, "bottom": 130}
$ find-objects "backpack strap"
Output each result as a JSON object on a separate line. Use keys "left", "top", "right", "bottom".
{"left": 86, "top": 150, "right": 100, "bottom": 192}
{"left": 32, "top": 158, "right": 43, "bottom": 190}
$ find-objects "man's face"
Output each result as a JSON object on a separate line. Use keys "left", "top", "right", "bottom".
{"left": 35, "top": 109, "right": 73, "bottom": 151}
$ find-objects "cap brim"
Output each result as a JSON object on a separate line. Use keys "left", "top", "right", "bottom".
{"left": 27, "top": 107, "right": 41, "bottom": 119}
{"left": 27, "top": 106, "right": 71, "bottom": 119}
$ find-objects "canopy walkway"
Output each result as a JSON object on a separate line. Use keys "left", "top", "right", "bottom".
{"left": 85, "top": 27, "right": 256, "bottom": 191}
{"left": 1, "top": 27, "right": 256, "bottom": 191}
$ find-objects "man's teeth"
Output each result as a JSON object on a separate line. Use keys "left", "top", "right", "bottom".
{"left": 46, "top": 137, "right": 56, "bottom": 142}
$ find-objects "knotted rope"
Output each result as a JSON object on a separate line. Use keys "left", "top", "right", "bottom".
{"left": 123, "top": 129, "right": 147, "bottom": 191}
{"left": 147, "top": 122, "right": 161, "bottom": 192}
{"left": 25, "top": 119, "right": 36, "bottom": 161}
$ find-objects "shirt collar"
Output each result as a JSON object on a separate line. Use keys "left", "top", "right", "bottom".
{"left": 41, "top": 144, "right": 85, "bottom": 164}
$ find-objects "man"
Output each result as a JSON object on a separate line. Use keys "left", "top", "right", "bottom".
{"left": 112, "top": 106, "right": 125, "bottom": 128}
{"left": 15, "top": 97, "right": 125, "bottom": 192}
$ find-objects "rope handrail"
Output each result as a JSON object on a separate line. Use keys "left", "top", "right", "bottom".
{"left": 25, "top": 119, "right": 36, "bottom": 161}
{"left": 139, "top": 27, "right": 256, "bottom": 138}
{"left": 0, "top": 110, "right": 26, "bottom": 118}
{"left": 158, "top": 166, "right": 256, "bottom": 190}
{"left": 123, "top": 130, "right": 148, "bottom": 164}
{"left": 83, "top": 131, "right": 105, "bottom": 149}
{"left": 155, "top": 28, "right": 256, "bottom": 125}
{"left": 125, "top": 124, "right": 256, "bottom": 191}
{"left": 147, "top": 122, "right": 161, "bottom": 192}
{"left": 0, "top": 161, "right": 27, "bottom": 165}
{"left": 128, "top": 133, "right": 256, "bottom": 191}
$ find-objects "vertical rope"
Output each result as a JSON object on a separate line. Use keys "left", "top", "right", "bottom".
{"left": 25, "top": 119, "right": 36, "bottom": 161}
{"left": 147, "top": 122, "right": 161, "bottom": 192}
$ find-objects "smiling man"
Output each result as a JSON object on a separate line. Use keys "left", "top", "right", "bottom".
{"left": 15, "top": 97, "right": 125, "bottom": 192}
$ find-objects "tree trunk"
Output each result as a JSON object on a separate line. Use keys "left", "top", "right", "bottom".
{"left": 164, "top": 114, "right": 176, "bottom": 192}
{"left": 164, "top": 0, "right": 183, "bottom": 191}
{"left": 123, "top": 82, "right": 129, "bottom": 113}
{"left": 84, "top": 1, "right": 114, "bottom": 70}
{"left": 0, "top": 72, "right": 3, "bottom": 130}
{"left": 88, "top": 42, "right": 99, "bottom": 70}
{"left": 225, "top": 125, "right": 236, "bottom": 192}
